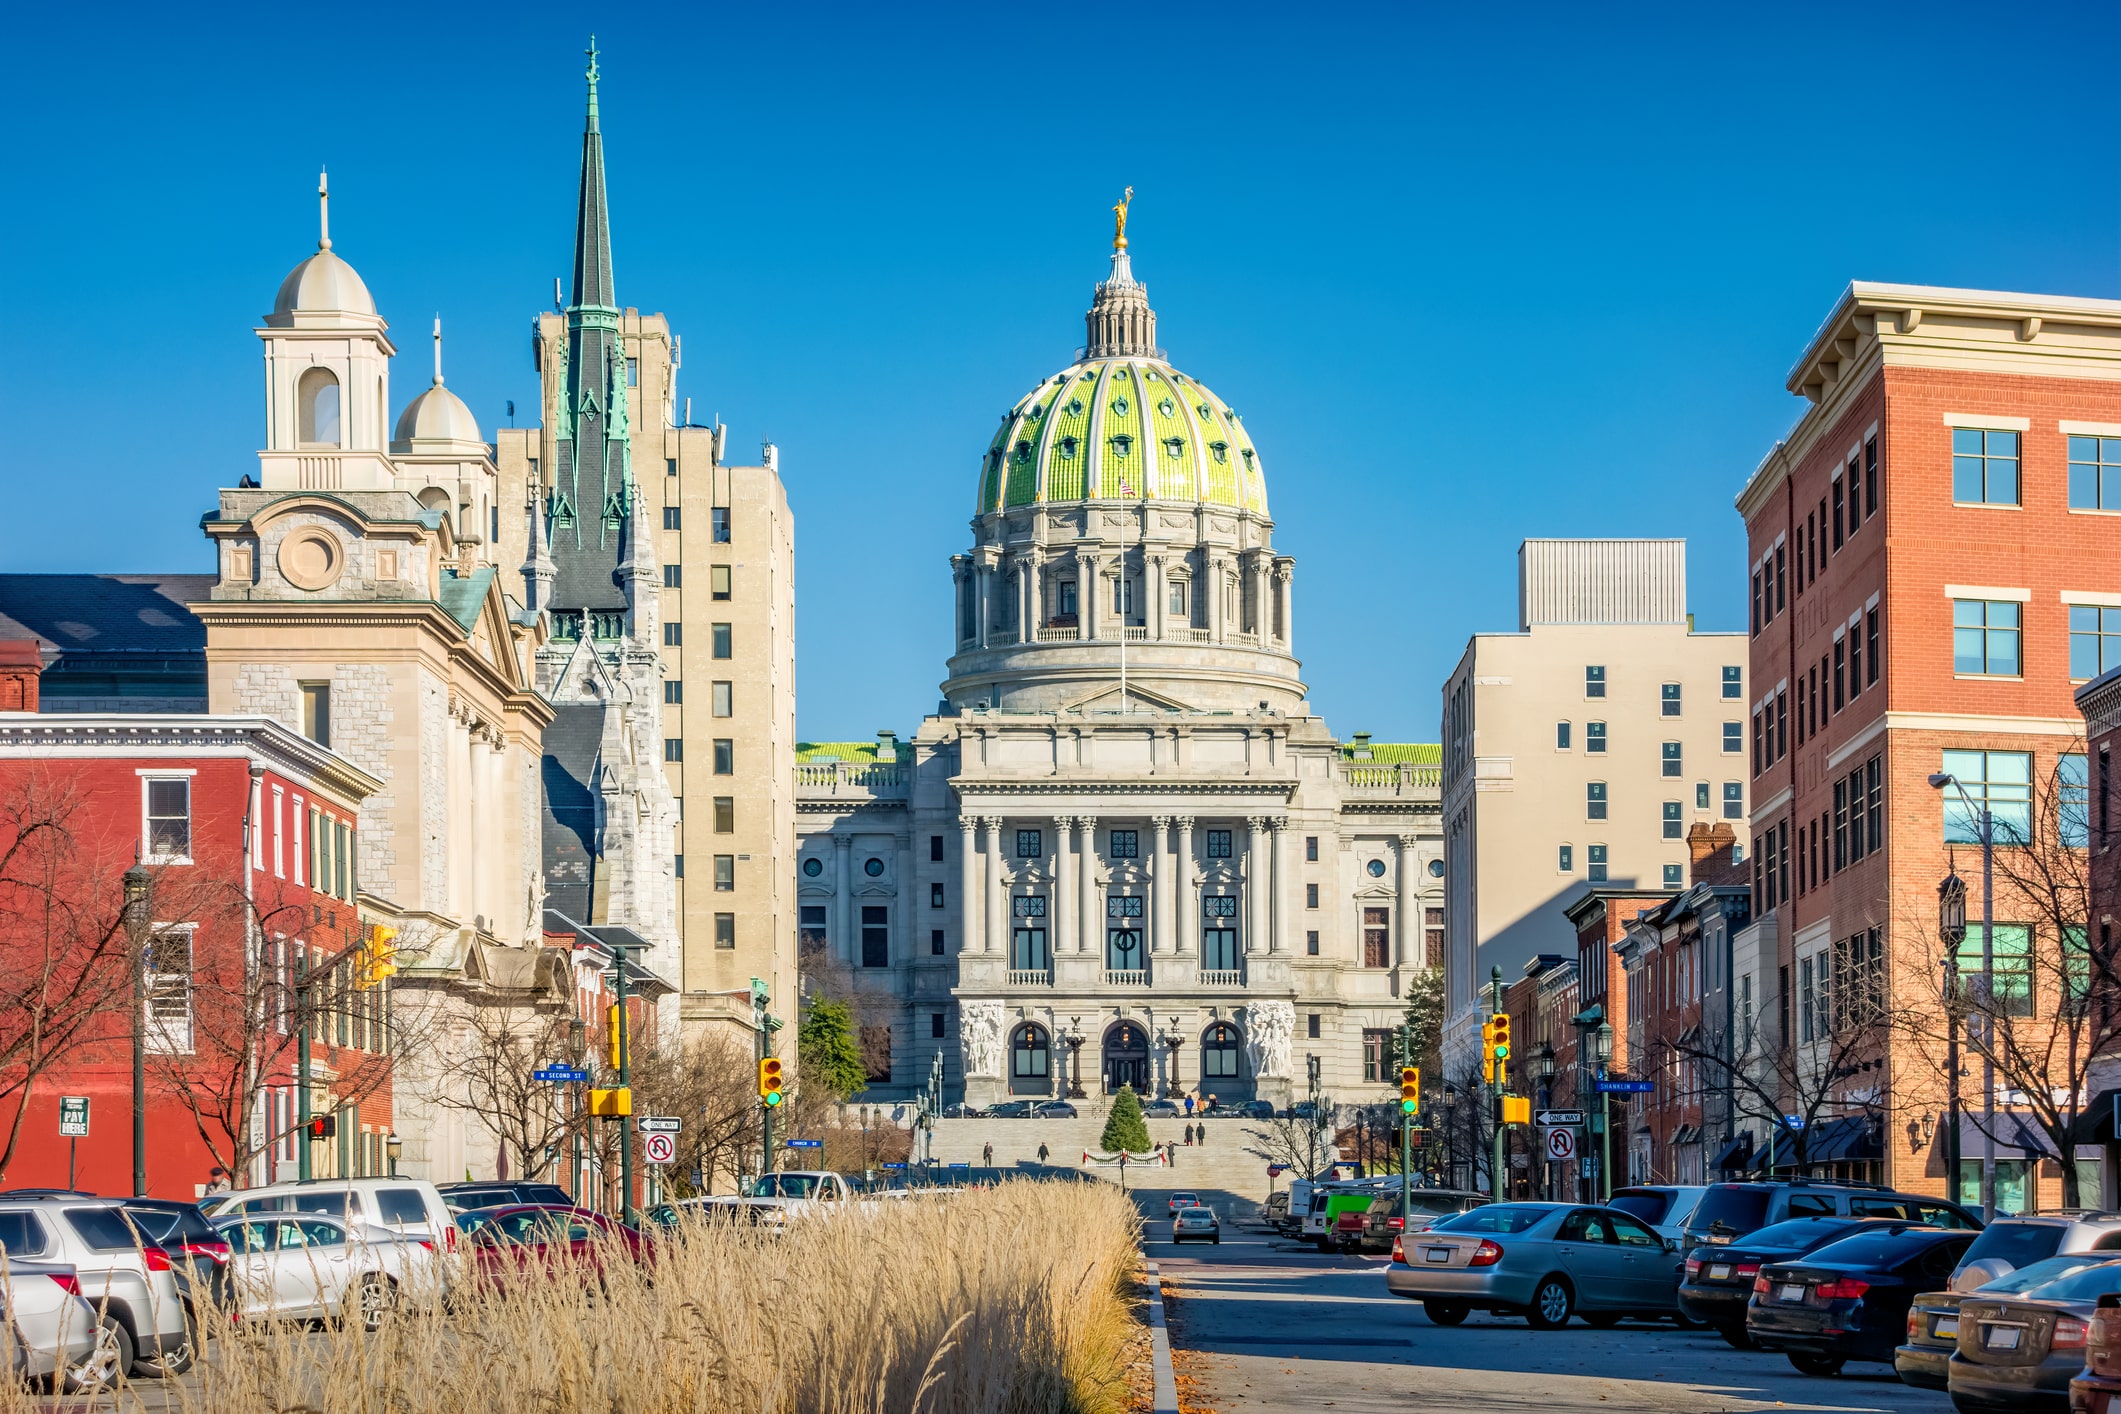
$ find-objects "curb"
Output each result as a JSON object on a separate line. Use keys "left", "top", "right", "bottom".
{"left": 1143, "top": 1257, "right": 1180, "bottom": 1414}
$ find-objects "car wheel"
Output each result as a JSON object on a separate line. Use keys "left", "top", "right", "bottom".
{"left": 355, "top": 1275, "right": 395, "bottom": 1332}
{"left": 1423, "top": 1299, "right": 1470, "bottom": 1326}
{"left": 58, "top": 1316, "right": 125, "bottom": 1394}
{"left": 1582, "top": 1311, "right": 1622, "bottom": 1328}
{"left": 98, "top": 1316, "right": 136, "bottom": 1386}
{"left": 1788, "top": 1352, "right": 1845, "bottom": 1377}
{"left": 1669, "top": 1307, "right": 1706, "bottom": 1330}
{"left": 134, "top": 1332, "right": 195, "bottom": 1379}
{"left": 1717, "top": 1325, "right": 1755, "bottom": 1350}
{"left": 1212, "top": 1235, "right": 1220, "bottom": 1245}
{"left": 1526, "top": 1276, "right": 1575, "bottom": 1329}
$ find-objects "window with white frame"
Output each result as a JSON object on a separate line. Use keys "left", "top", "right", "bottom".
{"left": 143, "top": 776, "right": 192, "bottom": 863}
{"left": 145, "top": 923, "right": 197, "bottom": 1055}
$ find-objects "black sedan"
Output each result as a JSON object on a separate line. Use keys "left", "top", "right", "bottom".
{"left": 1950, "top": 1261, "right": 2121, "bottom": 1412}
{"left": 1682, "top": 1217, "right": 1917, "bottom": 1348}
{"left": 1749, "top": 1226, "right": 1977, "bottom": 1376}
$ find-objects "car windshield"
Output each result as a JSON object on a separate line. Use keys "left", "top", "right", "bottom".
{"left": 2017, "top": 1260, "right": 2121, "bottom": 1303}
{"left": 1803, "top": 1230, "right": 1942, "bottom": 1269}
{"left": 1434, "top": 1205, "right": 1550, "bottom": 1235}
{"left": 64, "top": 1206, "right": 145, "bottom": 1252}
{"left": 1609, "top": 1191, "right": 1672, "bottom": 1225}
{"left": 750, "top": 1175, "right": 821, "bottom": 1198}
{"left": 1692, "top": 1187, "right": 1772, "bottom": 1235}
{"left": 1958, "top": 1222, "right": 2068, "bottom": 1273}
{"left": 1735, "top": 1217, "right": 1862, "bottom": 1251}
{"left": 1981, "top": 1256, "right": 2117, "bottom": 1293}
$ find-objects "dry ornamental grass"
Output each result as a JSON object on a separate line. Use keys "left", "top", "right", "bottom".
{"left": 16, "top": 1181, "right": 1143, "bottom": 1414}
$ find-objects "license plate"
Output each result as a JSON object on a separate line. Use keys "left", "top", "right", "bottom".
{"left": 1708, "top": 1264, "right": 1730, "bottom": 1281}
{"left": 1986, "top": 1326, "right": 2022, "bottom": 1351}
{"left": 1780, "top": 1284, "right": 1805, "bottom": 1302}
{"left": 1426, "top": 1247, "right": 1452, "bottom": 1263}
{"left": 1934, "top": 1316, "right": 1958, "bottom": 1339}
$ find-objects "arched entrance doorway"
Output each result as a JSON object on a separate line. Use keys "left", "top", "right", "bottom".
{"left": 1103, "top": 1022, "right": 1150, "bottom": 1094}
{"left": 1009, "top": 1024, "right": 1051, "bottom": 1096}
{"left": 1199, "top": 1022, "right": 1248, "bottom": 1103}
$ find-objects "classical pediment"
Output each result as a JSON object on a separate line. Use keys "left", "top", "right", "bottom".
{"left": 1060, "top": 680, "right": 1196, "bottom": 714}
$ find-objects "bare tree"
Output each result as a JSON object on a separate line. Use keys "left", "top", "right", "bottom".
{"left": 419, "top": 1002, "right": 582, "bottom": 1183}
{"left": 629, "top": 1027, "right": 764, "bottom": 1194}
{"left": 1243, "top": 1104, "right": 1346, "bottom": 1179}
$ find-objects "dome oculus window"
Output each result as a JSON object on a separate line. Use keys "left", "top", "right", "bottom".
{"left": 1158, "top": 398, "right": 1176, "bottom": 418}
{"left": 1067, "top": 398, "right": 1085, "bottom": 418}
{"left": 1111, "top": 397, "right": 1130, "bottom": 418}
{"left": 864, "top": 857, "right": 885, "bottom": 877}
{"left": 1197, "top": 403, "right": 1214, "bottom": 420}
{"left": 802, "top": 857, "right": 823, "bottom": 878}
{"left": 1365, "top": 859, "right": 1386, "bottom": 878}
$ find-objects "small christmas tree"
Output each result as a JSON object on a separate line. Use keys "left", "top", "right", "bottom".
{"left": 1100, "top": 1084, "right": 1152, "bottom": 1154}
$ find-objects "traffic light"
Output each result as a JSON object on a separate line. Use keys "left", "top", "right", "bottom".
{"left": 758, "top": 1056, "right": 784, "bottom": 1108}
{"left": 360, "top": 927, "right": 397, "bottom": 988}
{"left": 1399, "top": 1066, "right": 1421, "bottom": 1115}
{"left": 1489, "top": 1012, "right": 1511, "bottom": 1062}
{"left": 307, "top": 1113, "right": 336, "bottom": 1140}
{"left": 1502, "top": 1096, "right": 1531, "bottom": 1126}
{"left": 589, "top": 1086, "right": 631, "bottom": 1117}
{"left": 607, "top": 1004, "right": 624, "bottom": 1071}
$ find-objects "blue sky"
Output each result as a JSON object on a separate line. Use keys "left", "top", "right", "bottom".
{"left": 8, "top": 2, "right": 2116, "bottom": 740}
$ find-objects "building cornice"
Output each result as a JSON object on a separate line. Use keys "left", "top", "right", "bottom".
{"left": 0, "top": 713, "right": 385, "bottom": 802}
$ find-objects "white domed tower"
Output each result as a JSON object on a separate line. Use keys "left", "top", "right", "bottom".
{"left": 392, "top": 318, "right": 501, "bottom": 566}
{"left": 943, "top": 212, "right": 1300, "bottom": 714}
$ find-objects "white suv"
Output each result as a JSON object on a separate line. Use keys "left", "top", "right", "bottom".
{"left": 0, "top": 1199, "right": 190, "bottom": 1378}
{"left": 203, "top": 1178, "right": 463, "bottom": 1291}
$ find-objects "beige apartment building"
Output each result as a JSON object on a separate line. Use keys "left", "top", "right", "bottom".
{"left": 1441, "top": 540, "right": 1750, "bottom": 1071}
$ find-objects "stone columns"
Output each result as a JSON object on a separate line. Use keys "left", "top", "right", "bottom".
{"left": 1244, "top": 816, "right": 1268, "bottom": 955}
{"left": 1151, "top": 816, "right": 1173, "bottom": 953}
{"left": 895, "top": 832, "right": 915, "bottom": 967}
{"left": 1173, "top": 816, "right": 1196, "bottom": 954}
{"left": 1269, "top": 816, "right": 1290, "bottom": 954}
{"left": 1054, "top": 814, "right": 1075, "bottom": 959}
{"left": 1078, "top": 816, "right": 1099, "bottom": 955}
{"left": 982, "top": 817, "right": 1004, "bottom": 953}
{"left": 1274, "top": 561, "right": 1293, "bottom": 645}
{"left": 974, "top": 560, "right": 993, "bottom": 649}
{"left": 1081, "top": 553, "right": 1102, "bottom": 640}
{"left": 957, "top": 818, "right": 978, "bottom": 957}
{"left": 1150, "top": 554, "right": 1167, "bottom": 640}
{"left": 1209, "top": 553, "right": 1227, "bottom": 644}
{"left": 833, "top": 833, "right": 854, "bottom": 964}
{"left": 1393, "top": 833, "right": 1415, "bottom": 968}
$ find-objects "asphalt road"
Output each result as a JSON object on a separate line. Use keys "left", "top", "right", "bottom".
{"left": 1141, "top": 1194, "right": 1951, "bottom": 1414}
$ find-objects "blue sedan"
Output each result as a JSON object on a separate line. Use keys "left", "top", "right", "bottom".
{"left": 1384, "top": 1202, "right": 1685, "bottom": 1328}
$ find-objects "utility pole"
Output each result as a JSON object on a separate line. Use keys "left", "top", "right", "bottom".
{"left": 1489, "top": 966, "right": 1505, "bottom": 1203}
{"left": 1397, "top": 1026, "right": 1413, "bottom": 1219}
{"left": 124, "top": 865, "right": 150, "bottom": 1196}
{"left": 1306, "top": 1054, "right": 1323, "bottom": 1179}
{"left": 611, "top": 941, "right": 636, "bottom": 1223}
{"left": 295, "top": 949, "right": 312, "bottom": 1181}
{"left": 752, "top": 977, "right": 774, "bottom": 1181}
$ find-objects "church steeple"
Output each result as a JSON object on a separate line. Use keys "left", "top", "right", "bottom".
{"left": 570, "top": 37, "right": 615, "bottom": 316}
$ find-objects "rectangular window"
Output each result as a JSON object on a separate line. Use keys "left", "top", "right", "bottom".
{"left": 1696, "top": 781, "right": 1711, "bottom": 810}
{"left": 1865, "top": 435, "right": 1879, "bottom": 518}
{"left": 301, "top": 683, "right": 331, "bottom": 748}
{"left": 1588, "top": 844, "right": 1608, "bottom": 884}
{"left": 1954, "top": 600, "right": 2022, "bottom": 676}
{"left": 1305, "top": 835, "right": 1318, "bottom": 862}
{"left": 710, "top": 564, "right": 731, "bottom": 600}
{"left": 714, "top": 913, "right": 735, "bottom": 950}
{"left": 2061, "top": 753, "right": 2090, "bottom": 848}
{"left": 711, "top": 796, "right": 734, "bottom": 833}
{"left": 1306, "top": 929, "right": 1320, "bottom": 955}
{"left": 1775, "top": 543, "right": 1786, "bottom": 611}
{"left": 931, "top": 882, "right": 946, "bottom": 909}
{"left": 1957, "top": 923, "right": 2033, "bottom": 1016}
{"left": 1848, "top": 625, "right": 1863, "bottom": 697}
{"left": 1206, "top": 829, "right": 1232, "bottom": 858}
{"left": 1867, "top": 607, "right": 1881, "bottom": 686}
{"left": 1723, "top": 665, "right": 1742, "bottom": 700}
{"left": 931, "top": 1012, "right": 946, "bottom": 1040}
{"left": 2070, "top": 604, "right": 2121, "bottom": 680}
{"left": 799, "top": 905, "right": 827, "bottom": 956}
{"left": 145, "top": 777, "right": 191, "bottom": 861}
{"left": 711, "top": 681, "right": 732, "bottom": 716}
{"left": 1833, "top": 778, "right": 1849, "bottom": 870}
{"left": 1362, "top": 907, "right": 1390, "bottom": 968}
{"left": 1556, "top": 720, "right": 1572, "bottom": 750}
{"left": 1723, "top": 721, "right": 1742, "bottom": 753}
{"left": 1833, "top": 635, "right": 1846, "bottom": 708}
{"left": 1723, "top": 781, "right": 1743, "bottom": 819}
{"left": 664, "top": 738, "right": 683, "bottom": 762}
{"left": 1425, "top": 907, "right": 1443, "bottom": 959}
{"left": 663, "top": 622, "right": 682, "bottom": 647}
{"left": 711, "top": 623, "right": 732, "bottom": 659}
{"left": 2069, "top": 435, "right": 2121, "bottom": 511}
{"left": 1558, "top": 844, "right": 1574, "bottom": 871}
{"left": 1586, "top": 721, "right": 1606, "bottom": 754}
{"left": 1585, "top": 665, "right": 1606, "bottom": 698}
{"left": 1016, "top": 829, "right": 1043, "bottom": 858}
{"left": 713, "top": 854, "right": 734, "bottom": 891}
{"left": 663, "top": 507, "right": 682, "bottom": 531}
{"left": 662, "top": 564, "right": 681, "bottom": 588}
{"left": 1305, "top": 883, "right": 1320, "bottom": 909}
{"left": 1662, "top": 741, "right": 1682, "bottom": 777}
{"left": 1109, "top": 829, "right": 1139, "bottom": 859}
{"left": 663, "top": 681, "right": 682, "bottom": 704}
{"left": 861, "top": 906, "right": 890, "bottom": 968}
{"left": 144, "top": 925, "right": 195, "bottom": 1055}
{"left": 1942, "top": 748, "right": 2033, "bottom": 844}
{"left": 1661, "top": 683, "right": 1681, "bottom": 717}
{"left": 1752, "top": 570, "right": 1764, "bottom": 636}
{"left": 2066, "top": 924, "right": 2092, "bottom": 1012}
{"left": 1361, "top": 1028, "right": 1391, "bottom": 1082}
{"left": 1866, "top": 756, "right": 1883, "bottom": 853}
{"left": 1800, "top": 955, "right": 1815, "bottom": 1043}
{"left": 1587, "top": 782, "right": 1608, "bottom": 820}
{"left": 1832, "top": 474, "right": 1846, "bottom": 549}
{"left": 1168, "top": 579, "right": 1186, "bottom": 616}
{"left": 710, "top": 507, "right": 731, "bottom": 543}
{"left": 931, "top": 928, "right": 945, "bottom": 956}
{"left": 1663, "top": 801, "right": 1682, "bottom": 839}
{"left": 713, "top": 739, "right": 733, "bottom": 774}
{"left": 1953, "top": 427, "right": 2020, "bottom": 505}
{"left": 666, "top": 457, "right": 677, "bottom": 477}
{"left": 1663, "top": 863, "right": 1683, "bottom": 888}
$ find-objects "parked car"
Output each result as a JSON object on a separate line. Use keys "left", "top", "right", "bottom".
{"left": 117, "top": 1199, "right": 233, "bottom": 1342}
{"left": 1947, "top": 1258, "right": 2121, "bottom": 1411}
{"left": 985, "top": 1101, "right": 1037, "bottom": 1118}
{"left": 1385, "top": 1202, "right": 1681, "bottom": 1328}
{"left": 4, "top": 1260, "right": 120, "bottom": 1393}
{"left": 2071, "top": 1290, "right": 2121, "bottom": 1413}
{"left": 1173, "top": 1206, "right": 1221, "bottom": 1245}
{"left": 1685, "top": 1181, "right": 1980, "bottom": 1251}
{"left": 212, "top": 1213, "right": 442, "bottom": 1330}
{"left": 1609, "top": 1186, "right": 1710, "bottom": 1245}
{"left": 467, "top": 1205, "right": 653, "bottom": 1291}
{"left": 437, "top": 1182, "right": 574, "bottom": 1213}
{"left": 1748, "top": 1225, "right": 1977, "bottom": 1376}
{"left": 0, "top": 1198, "right": 191, "bottom": 1379}
{"left": 1898, "top": 1256, "right": 2117, "bottom": 1391}
{"left": 1167, "top": 1192, "right": 1200, "bottom": 1215}
{"left": 1359, "top": 1190, "right": 1488, "bottom": 1253}
{"left": 1261, "top": 1191, "right": 1291, "bottom": 1230}
{"left": 1950, "top": 1214, "right": 2121, "bottom": 1290}
{"left": 1683, "top": 1216, "right": 1926, "bottom": 1348}
{"left": 1303, "top": 1180, "right": 1395, "bottom": 1249}
{"left": 203, "top": 1178, "right": 463, "bottom": 1293}
{"left": 1141, "top": 1099, "right": 1182, "bottom": 1118}
{"left": 1229, "top": 1100, "right": 1277, "bottom": 1120}
{"left": 1032, "top": 1101, "right": 1079, "bottom": 1120}
{"left": 939, "top": 1103, "right": 983, "bottom": 1118}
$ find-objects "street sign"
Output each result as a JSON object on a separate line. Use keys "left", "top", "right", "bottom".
{"left": 947, "top": 1162, "right": 969, "bottom": 1169}
{"left": 637, "top": 1116, "right": 681, "bottom": 1133}
{"left": 1535, "top": 1109, "right": 1585, "bottom": 1127}
{"left": 1596, "top": 1080, "right": 1655, "bottom": 1094}
{"left": 883, "top": 1162, "right": 908, "bottom": 1170}
{"left": 784, "top": 1138, "right": 822, "bottom": 1149}
{"left": 59, "top": 1097, "right": 89, "bottom": 1138}
{"left": 1267, "top": 1164, "right": 1286, "bottom": 1176}
{"left": 533, "top": 1066, "right": 589, "bottom": 1083}
{"left": 1545, "top": 1126, "right": 1578, "bottom": 1161}
{"left": 642, "top": 1132, "right": 676, "bottom": 1165}
{"left": 1783, "top": 1115, "right": 1806, "bottom": 1130}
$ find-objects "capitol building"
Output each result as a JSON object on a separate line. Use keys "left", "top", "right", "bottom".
{"left": 796, "top": 211, "right": 1442, "bottom": 1109}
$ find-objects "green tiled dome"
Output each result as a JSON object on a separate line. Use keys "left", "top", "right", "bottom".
{"left": 974, "top": 250, "right": 1266, "bottom": 517}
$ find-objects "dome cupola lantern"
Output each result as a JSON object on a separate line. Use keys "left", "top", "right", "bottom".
{"left": 1084, "top": 187, "right": 1159, "bottom": 360}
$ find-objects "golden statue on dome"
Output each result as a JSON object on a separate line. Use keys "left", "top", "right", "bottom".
{"left": 1112, "top": 186, "right": 1134, "bottom": 250}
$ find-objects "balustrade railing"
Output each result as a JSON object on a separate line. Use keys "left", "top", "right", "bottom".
{"left": 794, "top": 761, "right": 909, "bottom": 795}
{"left": 1197, "top": 969, "right": 1245, "bottom": 987}
{"left": 1340, "top": 762, "right": 1442, "bottom": 794}
{"left": 1006, "top": 969, "right": 1053, "bottom": 986}
{"left": 1102, "top": 968, "right": 1151, "bottom": 987}
{"left": 1036, "top": 626, "right": 1081, "bottom": 642}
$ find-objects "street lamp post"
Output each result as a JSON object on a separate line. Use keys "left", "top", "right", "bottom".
{"left": 568, "top": 1017, "right": 587, "bottom": 1205}
{"left": 1536, "top": 1043, "right": 1557, "bottom": 1201}
{"left": 123, "top": 865, "right": 150, "bottom": 1197}
{"left": 1442, "top": 1084, "right": 1458, "bottom": 1189}
{"left": 1065, "top": 1017, "right": 1087, "bottom": 1099}
{"left": 386, "top": 1132, "right": 401, "bottom": 1177}
{"left": 1932, "top": 772, "right": 1996, "bottom": 1222}
{"left": 1594, "top": 1021, "right": 1614, "bottom": 1201}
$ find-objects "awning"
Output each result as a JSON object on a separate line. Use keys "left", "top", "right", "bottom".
{"left": 1672, "top": 1124, "right": 1700, "bottom": 1146}
{"left": 1711, "top": 1133, "right": 1753, "bottom": 1171}
{"left": 1802, "top": 1115, "right": 1881, "bottom": 1165}
{"left": 2073, "top": 1091, "right": 2121, "bottom": 1145}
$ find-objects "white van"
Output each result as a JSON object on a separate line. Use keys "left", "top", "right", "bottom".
{"left": 203, "top": 1178, "right": 464, "bottom": 1291}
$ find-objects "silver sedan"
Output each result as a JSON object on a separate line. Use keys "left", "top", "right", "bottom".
{"left": 1384, "top": 1202, "right": 1684, "bottom": 1328}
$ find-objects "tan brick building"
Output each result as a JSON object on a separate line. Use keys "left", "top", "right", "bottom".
{"left": 1738, "top": 282, "right": 2121, "bottom": 1210}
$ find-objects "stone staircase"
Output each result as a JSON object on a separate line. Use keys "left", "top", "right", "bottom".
{"left": 926, "top": 1114, "right": 1273, "bottom": 1200}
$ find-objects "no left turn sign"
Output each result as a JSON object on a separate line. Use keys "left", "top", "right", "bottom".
{"left": 643, "top": 1132, "right": 676, "bottom": 1165}
{"left": 1544, "top": 1126, "right": 1578, "bottom": 1161}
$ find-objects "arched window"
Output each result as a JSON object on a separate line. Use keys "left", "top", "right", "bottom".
{"left": 1202, "top": 1023, "right": 1242, "bottom": 1079}
{"left": 1010, "top": 1024, "right": 1050, "bottom": 1095}
{"left": 298, "top": 367, "right": 341, "bottom": 446}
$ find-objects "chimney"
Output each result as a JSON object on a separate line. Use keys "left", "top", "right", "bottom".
{"left": 0, "top": 641, "right": 42, "bottom": 713}
{"left": 1687, "top": 822, "right": 1741, "bottom": 887}
{"left": 875, "top": 729, "right": 898, "bottom": 763}
{"left": 1350, "top": 731, "right": 1373, "bottom": 760}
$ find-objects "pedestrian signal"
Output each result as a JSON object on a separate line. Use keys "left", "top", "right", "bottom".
{"left": 758, "top": 1056, "right": 785, "bottom": 1108}
{"left": 307, "top": 1113, "right": 336, "bottom": 1140}
{"left": 1399, "top": 1066, "right": 1421, "bottom": 1114}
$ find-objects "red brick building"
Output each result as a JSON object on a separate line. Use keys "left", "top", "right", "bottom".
{"left": 0, "top": 703, "right": 383, "bottom": 1198}
{"left": 1738, "top": 283, "right": 2121, "bottom": 1211}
